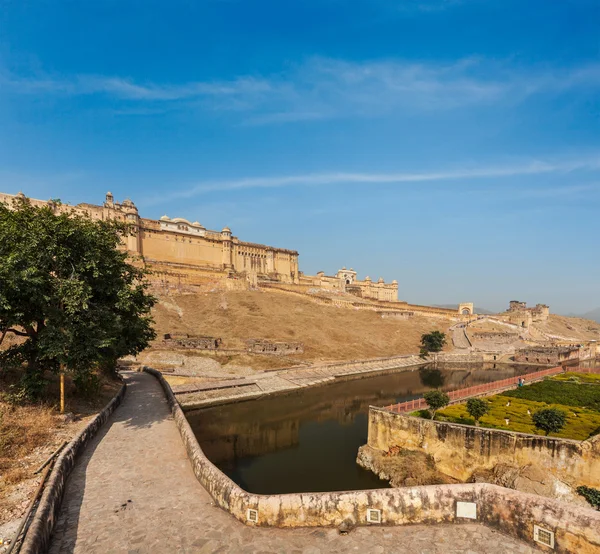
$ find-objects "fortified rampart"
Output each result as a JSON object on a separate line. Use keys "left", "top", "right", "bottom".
{"left": 0, "top": 191, "right": 299, "bottom": 284}
{"left": 1, "top": 191, "right": 476, "bottom": 313}
{"left": 144, "top": 367, "right": 600, "bottom": 553}
{"left": 260, "top": 282, "right": 472, "bottom": 320}
{"left": 503, "top": 300, "right": 550, "bottom": 328}
{"left": 299, "top": 267, "right": 398, "bottom": 302}
{"left": 365, "top": 407, "right": 600, "bottom": 494}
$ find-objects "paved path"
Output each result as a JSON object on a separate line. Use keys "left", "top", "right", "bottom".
{"left": 49, "top": 372, "right": 535, "bottom": 554}
{"left": 450, "top": 324, "right": 472, "bottom": 350}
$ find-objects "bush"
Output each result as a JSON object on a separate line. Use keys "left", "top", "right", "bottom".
{"left": 466, "top": 398, "right": 490, "bottom": 426}
{"left": 420, "top": 331, "right": 446, "bottom": 354}
{"left": 532, "top": 408, "right": 567, "bottom": 436}
{"left": 576, "top": 486, "right": 600, "bottom": 510}
{"left": 423, "top": 390, "right": 450, "bottom": 420}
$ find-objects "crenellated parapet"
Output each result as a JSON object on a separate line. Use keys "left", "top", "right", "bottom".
{"left": 300, "top": 267, "right": 399, "bottom": 302}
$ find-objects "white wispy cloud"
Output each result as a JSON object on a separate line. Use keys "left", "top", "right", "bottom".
{"left": 3, "top": 57, "right": 600, "bottom": 123}
{"left": 140, "top": 155, "right": 600, "bottom": 204}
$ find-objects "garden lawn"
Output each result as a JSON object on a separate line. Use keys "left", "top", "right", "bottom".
{"left": 550, "top": 372, "right": 600, "bottom": 385}
{"left": 501, "top": 378, "right": 600, "bottom": 411}
{"left": 436, "top": 376, "right": 600, "bottom": 440}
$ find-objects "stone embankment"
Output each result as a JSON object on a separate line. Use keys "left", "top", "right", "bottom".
{"left": 363, "top": 406, "right": 600, "bottom": 504}
{"left": 172, "top": 354, "right": 427, "bottom": 409}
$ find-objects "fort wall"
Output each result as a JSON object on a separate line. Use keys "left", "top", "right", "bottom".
{"left": 0, "top": 192, "right": 299, "bottom": 284}
{"left": 366, "top": 407, "right": 600, "bottom": 491}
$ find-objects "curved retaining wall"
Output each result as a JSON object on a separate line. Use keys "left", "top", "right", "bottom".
{"left": 145, "top": 366, "right": 600, "bottom": 553}
{"left": 20, "top": 381, "right": 127, "bottom": 554}
{"left": 368, "top": 407, "right": 600, "bottom": 488}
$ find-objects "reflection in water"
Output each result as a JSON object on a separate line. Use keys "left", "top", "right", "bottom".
{"left": 187, "top": 364, "right": 546, "bottom": 494}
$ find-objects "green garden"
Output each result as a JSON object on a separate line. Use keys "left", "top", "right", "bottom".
{"left": 433, "top": 373, "right": 600, "bottom": 441}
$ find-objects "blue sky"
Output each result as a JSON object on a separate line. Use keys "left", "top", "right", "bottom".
{"left": 1, "top": 0, "right": 599, "bottom": 314}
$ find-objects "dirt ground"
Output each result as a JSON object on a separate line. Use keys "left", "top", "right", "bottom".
{"left": 142, "top": 289, "right": 452, "bottom": 371}
{"left": 535, "top": 314, "right": 600, "bottom": 340}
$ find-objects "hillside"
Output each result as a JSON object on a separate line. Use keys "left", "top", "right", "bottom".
{"left": 142, "top": 289, "right": 452, "bottom": 371}
{"left": 533, "top": 314, "right": 600, "bottom": 341}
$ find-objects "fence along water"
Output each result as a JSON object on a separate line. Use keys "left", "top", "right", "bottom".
{"left": 383, "top": 365, "right": 600, "bottom": 414}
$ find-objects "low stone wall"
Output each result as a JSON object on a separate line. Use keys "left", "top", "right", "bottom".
{"left": 367, "top": 407, "right": 600, "bottom": 491}
{"left": 20, "top": 382, "right": 127, "bottom": 554}
{"left": 163, "top": 334, "right": 222, "bottom": 350}
{"left": 246, "top": 339, "right": 304, "bottom": 355}
{"left": 471, "top": 332, "right": 519, "bottom": 343}
{"left": 145, "top": 367, "right": 600, "bottom": 552}
{"left": 379, "top": 311, "right": 413, "bottom": 319}
{"left": 430, "top": 352, "right": 484, "bottom": 363}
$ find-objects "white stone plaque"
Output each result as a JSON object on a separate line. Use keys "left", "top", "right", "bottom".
{"left": 456, "top": 501, "right": 477, "bottom": 519}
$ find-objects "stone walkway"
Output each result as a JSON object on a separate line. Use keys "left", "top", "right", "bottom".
{"left": 49, "top": 372, "right": 536, "bottom": 554}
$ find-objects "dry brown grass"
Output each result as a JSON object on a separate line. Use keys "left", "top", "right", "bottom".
{"left": 149, "top": 290, "right": 453, "bottom": 368}
{"left": 0, "top": 368, "right": 121, "bottom": 524}
{"left": 538, "top": 314, "right": 600, "bottom": 340}
{"left": 0, "top": 401, "right": 56, "bottom": 503}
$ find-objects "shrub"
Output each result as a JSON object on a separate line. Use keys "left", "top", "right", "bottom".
{"left": 532, "top": 408, "right": 567, "bottom": 436}
{"left": 423, "top": 390, "right": 450, "bottom": 420}
{"left": 576, "top": 486, "right": 600, "bottom": 510}
{"left": 420, "top": 331, "right": 446, "bottom": 354}
{"left": 466, "top": 398, "right": 490, "bottom": 426}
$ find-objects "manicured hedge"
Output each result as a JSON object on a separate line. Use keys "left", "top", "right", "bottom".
{"left": 501, "top": 379, "right": 600, "bottom": 411}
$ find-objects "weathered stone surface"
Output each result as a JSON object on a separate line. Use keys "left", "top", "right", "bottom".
{"left": 366, "top": 407, "right": 600, "bottom": 494}
{"left": 356, "top": 444, "right": 457, "bottom": 488}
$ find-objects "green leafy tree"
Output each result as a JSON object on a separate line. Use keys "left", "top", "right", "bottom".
{"left": 420, "top": 331, "right": 446, "bottom": 355}
{"left": 466, "top": 398, "right": 490, "bottom": 426}
{"left": 0, "top": 196, "right": 156, "bottom": 399}
{"left": 423, "top": 390, "right": 450, "bottom": 420}
{"left": 532, "top": 408, "right": 567, "bottom": 436}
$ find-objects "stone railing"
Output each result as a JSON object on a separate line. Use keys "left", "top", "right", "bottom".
{"left": 144, "top": 366, "right": 600, "bottom": 553}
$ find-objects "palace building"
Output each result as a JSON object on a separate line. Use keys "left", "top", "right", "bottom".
{"left": 1, "top": 191, "right": 405, "bottom": 300}
{"left": 0, "top": 191, "right": 300, "bottom": 284}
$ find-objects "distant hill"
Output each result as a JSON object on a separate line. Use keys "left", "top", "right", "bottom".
{"left": 434, "top": 304, "right": 495, "bottom": 315}
{"left": 581, "top": 308, "right": 600, "bottom": 323}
